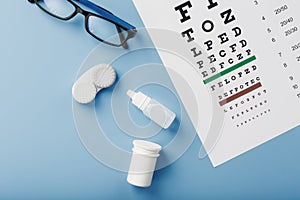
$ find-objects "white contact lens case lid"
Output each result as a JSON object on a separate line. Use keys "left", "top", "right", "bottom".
{"left": 72, "top": 64, "right": 116, "bottom": 104}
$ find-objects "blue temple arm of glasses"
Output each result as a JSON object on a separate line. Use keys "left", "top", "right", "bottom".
{"left": 73, "top": 0, "right": 136, "bottom": 30}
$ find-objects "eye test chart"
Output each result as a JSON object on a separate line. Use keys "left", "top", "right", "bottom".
{"left": 133, "top": 0, "right": 300, "bottom": 166}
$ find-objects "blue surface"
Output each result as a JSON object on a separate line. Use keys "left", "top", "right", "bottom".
{"left": 0, "top": 0, "right": 299, "bottom": 199}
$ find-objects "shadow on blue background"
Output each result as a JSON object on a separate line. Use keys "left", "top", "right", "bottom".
{"left": 0, "top": 0, "right": 299, "bottom": 199}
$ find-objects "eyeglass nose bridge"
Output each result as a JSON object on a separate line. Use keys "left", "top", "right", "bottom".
{"left": 74, "top": 6, "right": 90, "bottom": 18}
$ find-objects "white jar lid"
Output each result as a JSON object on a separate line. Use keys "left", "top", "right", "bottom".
{"left": 133, "top": 140, "right": 162, "bottom": 154}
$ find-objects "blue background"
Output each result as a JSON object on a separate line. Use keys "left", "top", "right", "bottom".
{"left": 0, "top": 0, "right": 299, "bottom": 199}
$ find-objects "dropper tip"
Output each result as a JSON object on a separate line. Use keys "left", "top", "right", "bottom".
{"left": 127, "top": 89, "right": 135, "bottom": 98}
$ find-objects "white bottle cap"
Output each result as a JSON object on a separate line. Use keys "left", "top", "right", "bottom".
{"left": 126, "top": 90, "right": 135, "bottom": 98}
{"left": 127, "top": 90, "right": 150, "bottom": 109}
{"left": 127, "top": 140, "right": 162, "bottom": 187}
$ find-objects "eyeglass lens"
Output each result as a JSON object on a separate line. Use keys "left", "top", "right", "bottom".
{"left": 36, "top": 0, "right": 128, "bottom": 46}
{"left": 37, "top": 0, "right": 76, "bottom": 19}
{"left": 87, "top": 16, "right": 128, "bottom": 46}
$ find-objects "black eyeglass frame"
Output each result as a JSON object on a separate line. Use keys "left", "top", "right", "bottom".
{"left": 28, "top": 0, "right": 137, "bottom": 48}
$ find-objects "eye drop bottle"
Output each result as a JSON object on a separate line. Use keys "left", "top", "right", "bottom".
{"left": 127, "top": 90, "right": 176, "bottom": 129}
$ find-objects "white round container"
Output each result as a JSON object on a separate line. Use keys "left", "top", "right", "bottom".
{"left": 127, "top": 140, "right": 162, "bottom": 187}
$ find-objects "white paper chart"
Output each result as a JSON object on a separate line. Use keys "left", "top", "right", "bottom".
{"left": 133, "top": 0, "right": 300, "bottom": 166}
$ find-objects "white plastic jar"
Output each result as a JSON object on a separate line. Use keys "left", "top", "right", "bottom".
{"left": 127, "top": 140, "right": 162, "bottom": 187}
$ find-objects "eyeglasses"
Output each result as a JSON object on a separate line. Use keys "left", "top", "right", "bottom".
{"left": 28, "top": 0, "right": 137, "bottom": 49}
